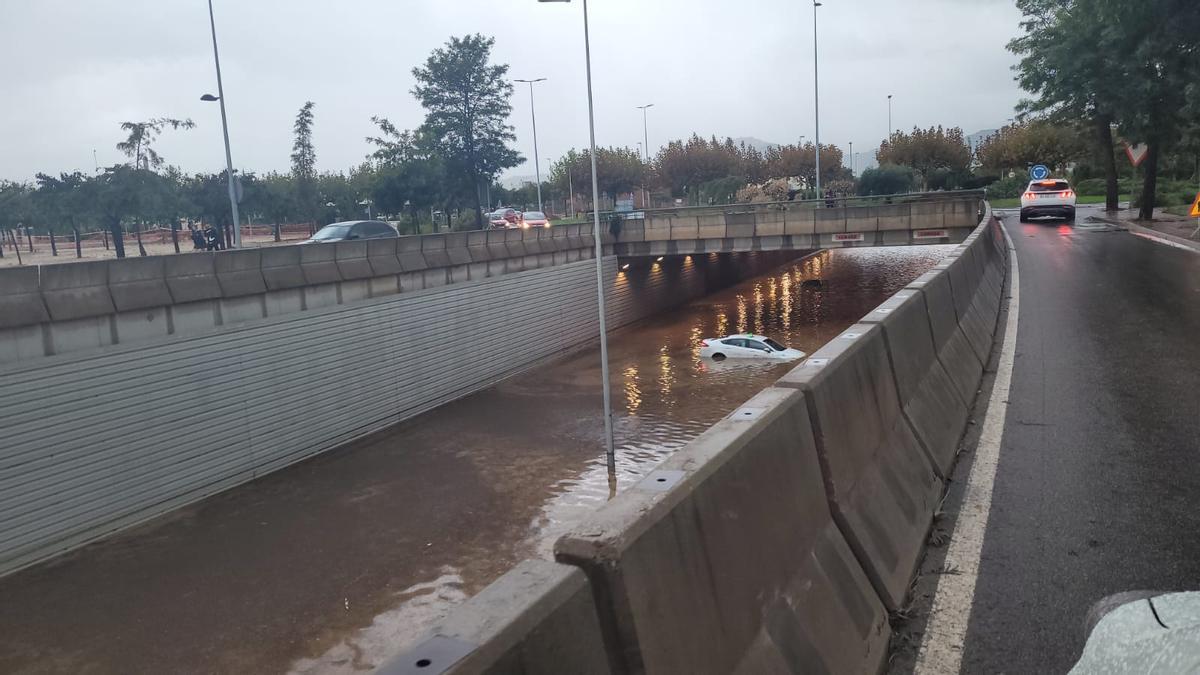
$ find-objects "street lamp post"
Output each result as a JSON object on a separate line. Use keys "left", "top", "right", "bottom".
{"left": 202, "top": 0, "right": 240, "bottom": 248}
{"left": 539, "top": 0, "right": 617, "bottom": 478}
{"left": 515, "top": 78, "right": 547, "bottom": 212}
{"left": 849, "top": 141, "right": 854, "bottom": 177}
{"left": 813, "top": 1, "right": 823, "bottom": 199}
{"left": 636, "top": 104, "right": 653, "bottom": 209}
{"left": 888, "top": 94, "right": 894, "bottom": 140}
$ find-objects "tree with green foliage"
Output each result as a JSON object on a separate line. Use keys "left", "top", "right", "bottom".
{"left": 1009, "top": 0, "right": 1200, "bottom": 217}
{"left": 291, "top": 101, "right": 318, "bottom": 227}
{"left": 550, "top": 147, "right": 646, "bottom": 209}
{"left": 116, "top": 118, "right": 195, "bottom": 170}
{"left": 250, "top": 173, "right": 296, "bottom": 241}
{"left": 412, "top": 34, "right": 522, "bottom": 228}
{"left": 34, "top": 172, "right": 93, "bottom": 257}
{"left": 876, "top": 127, "right": 971, "bottom": 190}
{"left": 975, "top": 120, "right": 1086, "bottom": 175}
{"left": 857, "top": 165, "right": 917, "bottom": 196}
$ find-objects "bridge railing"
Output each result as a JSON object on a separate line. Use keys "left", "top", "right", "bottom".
{"left": 588, "top": 189, "right": 986, "bottom": 221}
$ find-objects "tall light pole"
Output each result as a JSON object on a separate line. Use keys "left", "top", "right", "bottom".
{"left": 813, "top": 1, "right": 822, "bottom": 199}
{"left": 202, "top": 0, "right": 240, "bottom": 248}
{"left": 888, "top": 94, "right": 894, "bottom": 141}
{"left": 515, "top": 78, "right": 547, "bottom": 212}
{"left": 636, "top": 104, "right": 654, "bottom": 162}
{"left": 539, "top": 0, "right": 616, "bottom": 479}
{"left": 636, "top": 104, "right": 653, "bottom": 211}
{"left": 848, "top": 141, "right": 854, "bottom": 177}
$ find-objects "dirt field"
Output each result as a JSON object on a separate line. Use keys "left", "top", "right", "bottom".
{"left": 0, "top": 224, "right": 316, "bottom": 268}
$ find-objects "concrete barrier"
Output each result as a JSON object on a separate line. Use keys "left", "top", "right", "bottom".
{"left": 260, "top": 246, "right": 306, "bottom": 291}
{"left": 214, "top": 249, "right": 266, "bottom": 297}
{"left": 860, "top": 288, "right": 969, "bottom": 478}
{"left": 334, "top": 240, "right": 374, "bottom": 280}
{"left": 777, "top": 323, "right": 942, "bottom": 610}
{"left": 299, "top": 243, "right": 341, "bottom": 285}
{"left": 421, "top": 234, "right": 452, "bottom": 269}
{"left": 164, "top": 252, "right": 221, "bottom": 303}
{"left": 378, "top": 560, "right": 610, "bottom": 674}
{"left": 555, "top": 387, "right": 889, "bottom": 674}
{"left": 444, "top": 232, "right": 472, "bottom": 266}
{"left": 39, "top": 260, "right": 114, "bottom": 321}
{"left": 0, "top": 267, "right": 49, "bottom": 329}
{"left": 946, "top": 243, "right": 998, "bottom": 363}
{"left": 397, "top": 235, "right": 430, "bottom": 273}
{"left": 907, "top": 268, "right": 984, "bottom": 405}
{"left": 107, "top": 257, "right": 172, "bottom": 313}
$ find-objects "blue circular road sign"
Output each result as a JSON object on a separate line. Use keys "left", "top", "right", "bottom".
{"left": 1030, "top": 164, "right": 1050, "bottom": 180}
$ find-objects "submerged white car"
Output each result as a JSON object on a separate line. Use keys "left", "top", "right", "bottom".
{"left": 699, "top": 334, "right": 806, "bottom": 361}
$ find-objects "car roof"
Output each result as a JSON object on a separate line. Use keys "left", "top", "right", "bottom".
{"left": 325, "top": 220, "right": 389, "bottom": 227}
{"left": 725, "top": 333, "right": 771, "bottom": 340}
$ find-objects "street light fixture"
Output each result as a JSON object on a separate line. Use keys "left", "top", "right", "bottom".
{"left": 514, "top": 78, "right": 548, "bottom": 213}
{"left": 888, "top": 94, "right": 894, "bottom": 140}
{"left": 813, "top": 1, "right": 823, "bottom": 199}
{"left": 539, "top": 0, "right": 617, "bottom": 481}
{"left": 202, "top": 0, "right": 241, "bottom": 248}
{"left": 636, "top": 104, "right": 654, "bottom": 210}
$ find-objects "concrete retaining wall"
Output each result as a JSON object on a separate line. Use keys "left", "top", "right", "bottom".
{"left": 0, "top": 227, "right": 601, "bottom": 365}
{"left": 0, "top": 252, "right": 794, "bottom": 577}
{"left": 615, "top": 195, "right": 982, "bottom": 258}
{"left": 381, "top": 208, "right": 1011, "bottom": 674}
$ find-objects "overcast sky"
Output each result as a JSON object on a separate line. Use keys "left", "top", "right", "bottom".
{"left": 1, "top": 0, "right": 1026, "bottom": 182}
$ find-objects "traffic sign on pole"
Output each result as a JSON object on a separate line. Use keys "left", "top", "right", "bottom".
{"left": 1125, "top": 143, "right": 1149, "bottom": 167}
{"left": 1189, "top": 191, "right": 1200, "bottom": 218}
{"left": 1030, "top": 164, "right": 1050, "bottom": 181}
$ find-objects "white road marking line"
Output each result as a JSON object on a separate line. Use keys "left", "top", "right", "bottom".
{"left": 914, "top": 221, "right": 1021, "bottom": 675}
{"left": 1129, "top": 230, "right": 1198, "bottom": 253}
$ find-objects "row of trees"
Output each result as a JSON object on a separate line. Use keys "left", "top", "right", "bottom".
{"left": 1007, "top": 0, "right": 1200, "bottom": 218}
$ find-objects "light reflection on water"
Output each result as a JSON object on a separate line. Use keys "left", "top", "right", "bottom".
{"left": 529, "top": 245, "right": 953, "bottom": 557}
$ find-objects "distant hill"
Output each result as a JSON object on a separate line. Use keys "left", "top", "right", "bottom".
{"left": 731, "top": 137, "right": 780, "bottom": 154}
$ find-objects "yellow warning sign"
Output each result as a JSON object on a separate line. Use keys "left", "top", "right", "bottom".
{"left": 1191, "top": 192, "right": 1200, "bottom": 218}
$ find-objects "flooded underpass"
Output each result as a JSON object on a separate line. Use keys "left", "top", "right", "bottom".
{"left": 0, "top": 246, "right": 952, "bottom": 675}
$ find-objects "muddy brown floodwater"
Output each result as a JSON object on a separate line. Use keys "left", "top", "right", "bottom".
{"left": 0, "top": 246, "right": 951, "bottom": 675}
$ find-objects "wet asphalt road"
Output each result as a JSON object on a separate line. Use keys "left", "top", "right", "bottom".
{"left": 0, "top": 247, "right": 948, "bottom": 675}
{"left": 959, "top": 206, "right": 1200, "bottom": 672}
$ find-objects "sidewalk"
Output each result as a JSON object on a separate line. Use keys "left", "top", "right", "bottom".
{"left": 1089, "top": 206, "right": 1200, "bottom": 253}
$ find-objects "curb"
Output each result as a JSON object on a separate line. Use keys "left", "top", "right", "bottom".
{"left": 1091, "top": 215, "right": 1200, "bottom": 254}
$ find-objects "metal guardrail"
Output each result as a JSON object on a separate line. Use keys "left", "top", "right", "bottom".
{"left": 588, "top": 189, "right": 986, "bottom": 220}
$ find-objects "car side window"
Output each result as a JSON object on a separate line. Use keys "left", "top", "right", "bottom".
{"left": 366, "top": 222, "right": 394, "bottom": 238}
{"left": 722, "top": 338, "right": 746, "bottom": 348}
{"left": 745, "top": 340, "right": 770, "bottom": 352}
{"left": 345, "top": 224, "right": 364, "bottom": 239}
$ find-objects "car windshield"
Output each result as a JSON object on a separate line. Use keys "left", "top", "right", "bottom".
{"left": 1030, "top": 181, "right": 1070, "bottom": 192}
{"left": 311, "top": 224, "right": 352, "bottom": 240}
{"left": 764, "top": 338, "right": 786, "bottom": 351}
{"left": 525, "top": 212, "right": 546, "bottom": 220}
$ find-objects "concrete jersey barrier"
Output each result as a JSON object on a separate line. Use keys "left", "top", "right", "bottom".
{"left": 777, "top": 323, "right": 942, "bottom": 611}
{"left": 554, "top": 387, "right": 888, "bottom": 674}
{"left": 858, "top": 286, "right": 970, "bottom": 478}
{"left": 377, "top": 560, "right": 611, "bottom": 675}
